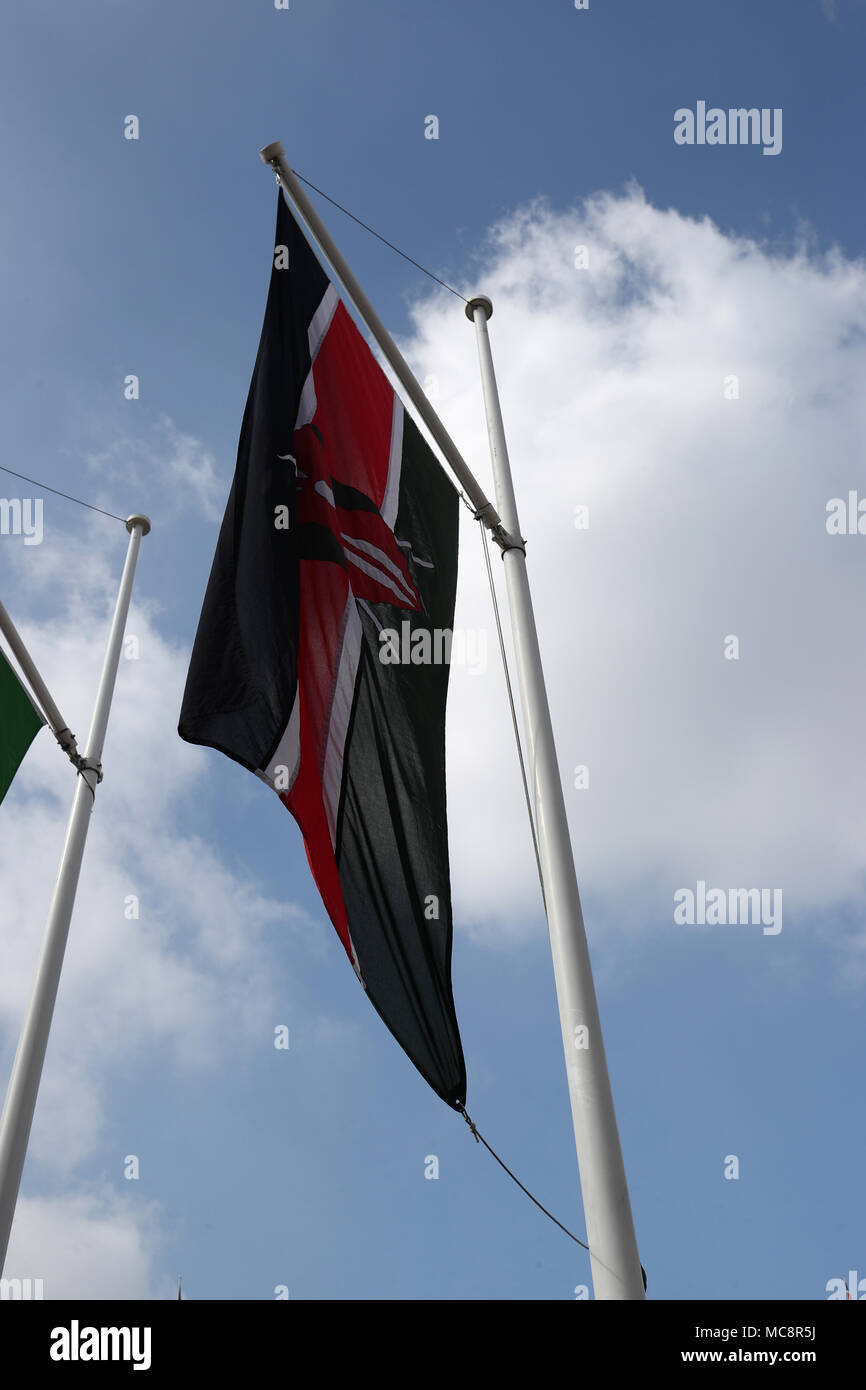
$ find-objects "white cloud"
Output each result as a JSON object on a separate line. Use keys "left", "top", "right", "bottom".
{"left": 4, "top": 1189, "right": 172, "bottom": 1300}
{"left": 151, "top": 415, "right": 224, "bottom": 522}
{"left": 394, "top": 187, "right": 866, "bottom": 956}
{"left": 76, "top": 414, "right": 224, "bottom": 523}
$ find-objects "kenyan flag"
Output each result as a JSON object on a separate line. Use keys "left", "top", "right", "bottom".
{"left": 179, "top": 192, "right": 466, "bottom": 1108}
{"left": 0, "top": 648, "right": 42, "bottom": 805}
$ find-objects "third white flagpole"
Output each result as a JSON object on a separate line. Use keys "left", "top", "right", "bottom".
{"left": 465, "top": 295, "right": 644, "bottom": 1300}
{"left": 0, "top": 515, "right": 151, "bottom": 1272}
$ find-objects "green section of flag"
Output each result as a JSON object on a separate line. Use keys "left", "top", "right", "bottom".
{"left": 0, "top": 649, "right": 42, "bottom": 804}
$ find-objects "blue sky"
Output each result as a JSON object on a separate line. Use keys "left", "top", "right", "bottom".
{"left": 1, "top": 0, "right": 864, "bottom": 1300}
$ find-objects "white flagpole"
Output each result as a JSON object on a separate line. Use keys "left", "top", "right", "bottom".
{"left": 0, "top": 599, "right": 80, "bottom": 764}
{"left": 465, "top": 296, "right": 644, "bottom": 1299}
{"left": 0, "top": 515, "right": 151, "bottom": 1272}
{"left": 257, "top": 142, "right": 644, "bottom": 1299}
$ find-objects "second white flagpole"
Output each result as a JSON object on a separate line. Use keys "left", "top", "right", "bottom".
{"left": 0, "top": 514, "right": 151, "bottom": 1272}
{"left": 465, "top": 296, "right": 645, "bottom": 1300}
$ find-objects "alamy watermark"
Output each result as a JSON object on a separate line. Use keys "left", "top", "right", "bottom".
{"left": 826, "top": 492, "right": 866, "bottom": 534}
{"left": 674, "top": 880, "right": 782, "bottom": 935}
{"left": 0, "top": 497, "right": 43, "bottom": 545}
{"left": 378, "top": 622, "right": 487, "bottom": 675}
{"left": 50, "top": 1321, "right": 151, "bottom": 1370}
{"left": 826, "top": 1271, "right": 866, "bottom": 1299}
{"left": 1, "top": 1277, "right": 44, "bottom": 1299}
{"left": 674, "top": 103, "right": 782, "bottom": 156}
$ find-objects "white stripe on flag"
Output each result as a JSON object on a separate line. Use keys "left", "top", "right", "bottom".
{"left": 339, "top": 533, "right": 416, "bottom": 605}
{"left": 296, "top": 283, "right": 340, "bottom": 430}
{"left": 380, "top": 394, "right": 403, "bottom": 526}
{"left": 257, "top": 694, "right": 301, "bottom": 794}
{"left": 322, "top": 597, "right": 363, "bottom": 846}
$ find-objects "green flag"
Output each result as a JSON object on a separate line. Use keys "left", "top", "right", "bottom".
{"left": 0, "top": 648, "right": 43, "bottom": 804}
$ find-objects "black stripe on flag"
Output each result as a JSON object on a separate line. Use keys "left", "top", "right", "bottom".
{"left": 336, "top": 413, "right": 465, "bottom": 1105}
{"left": 177, "top": 202, "right": 327, "bottom": 773}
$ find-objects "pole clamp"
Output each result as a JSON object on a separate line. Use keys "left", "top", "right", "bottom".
{"left": 493, "top": 525, "right": 527, "bottom": 558}
{"left": 472, "top": 505, "right": 526, "bottom": 557}
{"left": 73, "top": 755, "right": 103, "bottom": 785}
{"left": 55, "top": 727, "right": 79, "bottom": 757}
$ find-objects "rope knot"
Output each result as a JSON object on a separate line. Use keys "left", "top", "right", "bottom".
{"left": 457, "top": 1102, "right": 480, "bottom": 1143}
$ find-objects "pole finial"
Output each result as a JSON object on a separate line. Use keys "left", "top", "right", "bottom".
{"left": 125, "top": 514, "right": 151, "bottom": 536}
{"left": 465, "top": 294, "right": 493, "bottom": 323}
{"left": 259, "top": 141, "right": 286, "bottom": 166}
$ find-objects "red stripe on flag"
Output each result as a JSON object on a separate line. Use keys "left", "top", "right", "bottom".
{"left": 285, "top": 299, "right": 403, "bottom": 968}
